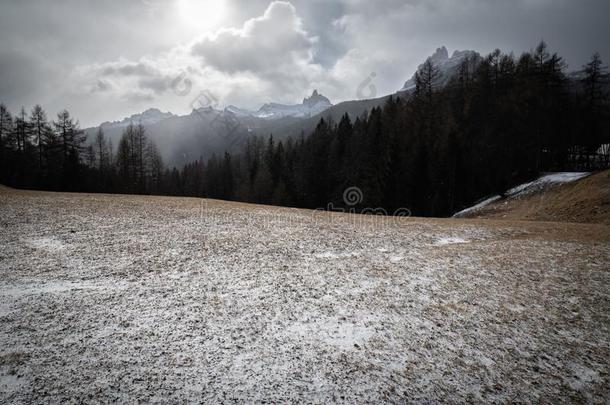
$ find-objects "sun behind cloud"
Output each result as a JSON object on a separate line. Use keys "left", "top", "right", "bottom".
{"left": 177, "top": 0, "right": 227, "bottom": 32}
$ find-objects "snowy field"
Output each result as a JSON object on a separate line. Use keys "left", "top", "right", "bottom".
{"left": 1, "top": 187, "right": 609, "bottom": 402}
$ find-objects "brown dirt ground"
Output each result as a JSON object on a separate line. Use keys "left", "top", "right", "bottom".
{"left": 1, "top": 183, "right": 609, "bottom": 243}
{"left": 0, "top": 185, "right": 609, "bottom": 402}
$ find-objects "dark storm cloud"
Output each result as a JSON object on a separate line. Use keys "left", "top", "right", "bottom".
{"left": 1, "top": 0, "right": 609, "bottom": 126}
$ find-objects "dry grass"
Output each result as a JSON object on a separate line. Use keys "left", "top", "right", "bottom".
{"left": 465, "top": 170, "right": 610, "bottom": 225}
{"left": 0, "top": 186, "right": 609, "bottom": 402}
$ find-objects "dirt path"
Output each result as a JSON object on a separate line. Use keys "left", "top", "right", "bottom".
{"left": 1, "top": 188, "right": 609, "bottom": 402}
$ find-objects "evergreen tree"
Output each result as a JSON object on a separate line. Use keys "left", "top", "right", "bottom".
{"left": 1, "top": 42, "right": 607, "bottom": 215}
{"left": 94, "top": 128, "right": 108, "bottom": 171}
{"left": 581, "top": 52, "right": 608, "bottom": 153}
{"left": 147, "top": 140, "right": 164, "bottom": 194}
{"left": 29, "top": 105, "right": 52, "bottom": 177}
{"left": 13, "top": 107, "right": 32, "bottom": 155}
{"left": 0, "top": 104, "right": 13, "bottom": 182}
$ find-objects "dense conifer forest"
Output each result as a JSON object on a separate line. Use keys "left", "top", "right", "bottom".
{"left": 1, "top": 43, "right": 608, "bottom": 216}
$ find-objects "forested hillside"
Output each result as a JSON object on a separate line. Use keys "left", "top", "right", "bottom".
{"left": 1, "top": 43, "right": 608, "bottom": 216}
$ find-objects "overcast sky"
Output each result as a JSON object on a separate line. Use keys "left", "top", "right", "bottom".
{"left": 1, "top": 0, "right": 609, "bottom": 127}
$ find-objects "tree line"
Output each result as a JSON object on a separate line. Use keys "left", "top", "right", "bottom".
{"left": 165, "top": 43, "right": 609, "bottom": 216}
{"left": 0, "top": 106, "right": 164, "bottom": 194}
{"left": 1, "top": 42, "right": 608, "bottom": 217}
{"left": 1, "top": 106, "right": 87, "bottom": 191}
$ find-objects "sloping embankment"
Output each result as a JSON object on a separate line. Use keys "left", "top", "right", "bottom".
{"left": 455, "top": 170, "right": 610, "bottom": 224}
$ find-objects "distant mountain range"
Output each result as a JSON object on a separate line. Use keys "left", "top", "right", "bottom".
{"left": 98, "top": 108, "right": 176, "bottom": 129}
{"left": 81, "top": 47, "right": 489, "bottom": 167}
{"left": 84, "top": 90, "right": 340, "bottom": 167}
{"left": 227, "top": 90, "right": 332, "bottom": 119}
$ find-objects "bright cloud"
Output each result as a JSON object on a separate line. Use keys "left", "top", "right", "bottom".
{"left": 0, "top": 0, "right": 608, "bottom": 126}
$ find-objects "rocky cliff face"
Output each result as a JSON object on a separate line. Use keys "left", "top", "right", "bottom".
{"left": 400, "top": 46, "right": 481, "bottom": 92}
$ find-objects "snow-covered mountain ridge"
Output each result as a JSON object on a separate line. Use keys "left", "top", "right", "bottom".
{"left": 97, "top": 90, "right": 333, "bottom": 133}
{"left": 99, "top": 108, "right": 175, "bottom": 130}
{"left": 227, "top": 90, "right": 332, "bottom": 120}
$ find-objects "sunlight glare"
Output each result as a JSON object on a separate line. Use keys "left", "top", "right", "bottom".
{"left": 177, "top": 0, "right": 226, "bottom": 32}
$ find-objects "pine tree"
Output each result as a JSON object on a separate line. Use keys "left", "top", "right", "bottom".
{"left": 581, "top": 52, "right": 608, "bottom": 153}
{"left": 53, "top": 110, "right": 82, "bottom": 159}
{"left": 146, "top": 139, "right": 164, "bottom": 194}
{"left": 53, "top": 110, "right": 86, "bottom": 190}
{"left": 94, "top": 127, "right": 107, "bottom": 171}
{"left": 134, "top": 123, "right": 147, "bottom": 193}
{"left": 415, "top": 59, "right": 440, "bottom": 103}
{"left": 13, "top": 107, "right": 32, "bottom": 155}
{"left": 29, "top": 105, "right": 52, "bottom": 174}
{"left": 221, "top": 151, "right": 234, "bottom": 200}
{"left": 117, "top": 130, "right": 132, "bottom": 192}
{"left": 0, "top": 104, "right": 13, "bottom": 179}
{"left": 583, "top": 52, "right": 605, "bottom": 103}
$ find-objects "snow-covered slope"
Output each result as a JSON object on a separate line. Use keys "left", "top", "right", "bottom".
{"left": 400, "top": 46, "right": 481, "bottom": 92}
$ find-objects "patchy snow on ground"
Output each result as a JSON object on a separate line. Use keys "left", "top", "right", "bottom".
{"left": 434, "top": 236, "right": 470, "bottom": 246}
{"left": 506, "top": 172, "right": 590, "bottom": 197}
{"left": 454, "top": 172, "right": 591, "bottom": 217}
{"left": 453, "top": 196, "right": 502, "bottom": 218}
{"left": 0, "top": 189, "right": 609, "bottom": 402}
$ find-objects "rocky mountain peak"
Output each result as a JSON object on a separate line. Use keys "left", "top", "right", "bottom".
{"left": 303, "top": 90, "right": 331, "bottom": 108}
{"left": 400, "top": 46, "right": 481, "bottom": 92}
